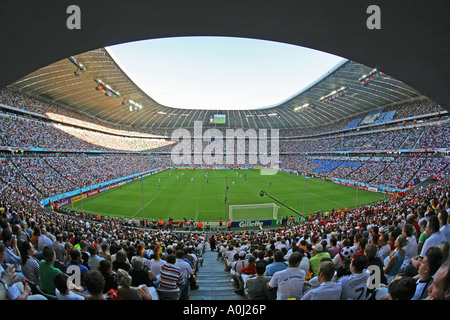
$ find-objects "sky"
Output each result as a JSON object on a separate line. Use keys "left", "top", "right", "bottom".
{"left": 106, "top": 36, "right": 345, "bottom": 110}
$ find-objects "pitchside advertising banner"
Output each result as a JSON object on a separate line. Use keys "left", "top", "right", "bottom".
{"left": 41, "top": 167, "right": 164, "bottom": 208}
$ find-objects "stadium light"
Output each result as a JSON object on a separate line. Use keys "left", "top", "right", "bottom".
{"left": 359, "top": 68, "right": 384, "bottom": 86}
{"left": 68, "top": 56, "right": 86, "bottom": 75}
{"left": 94, "top": 79, "right": 121, "bottom": 98}
{"left": 319, "top": 87, "right": 348, "bottom": 103}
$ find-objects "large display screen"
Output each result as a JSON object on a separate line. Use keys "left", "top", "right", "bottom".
{"left": 209, "top": 114, "right": 226, "bottom": 124}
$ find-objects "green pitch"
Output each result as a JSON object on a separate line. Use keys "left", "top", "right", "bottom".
{"left": 66, "top": 169, "right": 386, "bottom": 223}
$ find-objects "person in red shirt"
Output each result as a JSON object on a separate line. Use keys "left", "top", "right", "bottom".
{"left": 235, "top": 255, "right": 257, "bottom": 295}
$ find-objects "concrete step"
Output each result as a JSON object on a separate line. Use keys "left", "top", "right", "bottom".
{"left": 188, "top": 244, "right": 248, "bottom": 301}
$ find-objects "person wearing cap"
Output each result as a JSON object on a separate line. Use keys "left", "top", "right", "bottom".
{"left": 309, "top": 243, "right": 331, "bottom": 277}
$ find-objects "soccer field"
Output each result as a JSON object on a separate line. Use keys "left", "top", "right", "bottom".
{"left": 67, "top": 169, "right": 384, "bottom": 222}
{"left": 66, "top": 169, "right": 386, "bottom": 223}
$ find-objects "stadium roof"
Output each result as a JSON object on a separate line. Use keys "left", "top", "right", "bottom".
{"left": 7, "top": 46, "right": 425, "bottom": 130}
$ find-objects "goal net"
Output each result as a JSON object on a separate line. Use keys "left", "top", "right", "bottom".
{"left": 229, "top": 203, "right": 280, "bottom": 221}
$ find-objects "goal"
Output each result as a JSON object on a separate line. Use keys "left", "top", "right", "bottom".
{"left": 229, "top": 203, "right": 280, "bottom": 221}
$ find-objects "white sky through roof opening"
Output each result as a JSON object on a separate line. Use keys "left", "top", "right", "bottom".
{"left": 106, "top": 37, "right": 345, "bottom": 110}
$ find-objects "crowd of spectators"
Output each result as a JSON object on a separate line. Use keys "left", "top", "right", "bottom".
{"left": 215, "top": 179, "right": 450, "bottom": 300}
{"left": 0, "top": 89, "right": 449, "bottom": 301}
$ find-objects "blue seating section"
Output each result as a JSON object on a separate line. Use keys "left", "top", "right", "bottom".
{"left": 311, "top": 160, "right": 364, "bottom": 174}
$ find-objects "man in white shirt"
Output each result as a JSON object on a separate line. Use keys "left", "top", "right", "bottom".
{"left": 438, "top": 210, "right": 450, "bottom": 243}
{"left": 338, "top": 254, "right": 370, "bottom": 300}
{"left": 302, "top": 261, "right": 342, "bottom": 300}
{"left": 375, "top": 234, "right": 391, "bottom": 262}
{"left": 174, "top": 249, "right": 194, "bottom": 300}
{"left": 420, "top": 215, "right": 446, "bottom": 258}
{"left": 267, "top": 252, "right": 306, "bottom": 300}
{"left": 401, "top": 223, "right": 418, "bottom": 269}
{"left": 38, "top": 227, "right": 53, "bottom": 252}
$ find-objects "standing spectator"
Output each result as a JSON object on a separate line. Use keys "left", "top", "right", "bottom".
{"left": 302, "top": 261, "right": 342, "bottom": 300}
{"left": 267, "top": 252, "right": 306, "bottom": 300}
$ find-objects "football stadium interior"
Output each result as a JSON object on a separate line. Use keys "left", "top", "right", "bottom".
{"left": 0, "top": 2, "right": 449, "bottom": 303}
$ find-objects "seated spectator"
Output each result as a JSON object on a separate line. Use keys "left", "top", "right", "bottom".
{"left": 116, "top": 268, "right": 153, "bottom": 300}
{"left": 98, "top": 259, "right": 118, "bottom": 294}
{"left": 401, "top": 223, "right": 418, "bottom": 271}
{"left": 309, "top": 243, "right": 331, "bottom": 277}
{"left": 53, "top": 273, "right": 84, "bottom": 300}
{"left": 338, "top": 254, "right": 370, "bottom": 300}
{"left": 412, "top": 247, "right": 444, "bottom": 300}
{"left": 157, "top": 254, "right": 184, "bottom": 300}
{"left": 244, "top": 261, "right": 271, "bottom": 300}
{"left": 87, "top": 245, "right": 104, "bottom": 271}
{"left": 1, "top": 229, "right": 21, "bottom": 270}
{"left": 112, "top": 249, "right": 131, "bottom": 272}
{"left": 235, "top": 255, "right": 257, "bottom": 295}
{"left": 265, "top": 250, "right": 288, "bottom": 277}
{"left": 39, "top": 246, "right": 62, "bottom": 296}
{"left": 129, "top": 256, "right": 157, "bottom": 287}
{"left": 376, "top": 234, "right": 391, "bottom": 262}
{"left": 267, "top": 252, "right": 306, "bottom": 300}
{"left": 364, "top": 243, "right": 387, "bottom": 286}
{"left": 82, "top": 270, "right": 106, "bottom": 300}
{"left": 1, "top": 242, "right": 43, "bottom": 300}
{"left": 420, "top": 215, "right": 447, "bottom": 259}
{"left": 385, "top": 276, "right": 417, "bottom": 300}
{"left": 384, "top": 235, "right": 407, "bottom": 282}
{"left": 302, "top": 261, "right": 342, "bottom": 300}
{"left": 66, "top": 248, "right": 89, "bottom": 285}
{"left": 20, "top": 241, "right": 41, "bottom": 289}
{"left": 328, "top": 238, "right": 340, "bottom": 259}
{"left": 426, "top": 258, "right": 450, "bottom": 300}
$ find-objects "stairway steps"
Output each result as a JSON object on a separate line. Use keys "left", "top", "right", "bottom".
{"left": 188, "top": 244, "right": 248, "bottom": 301}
